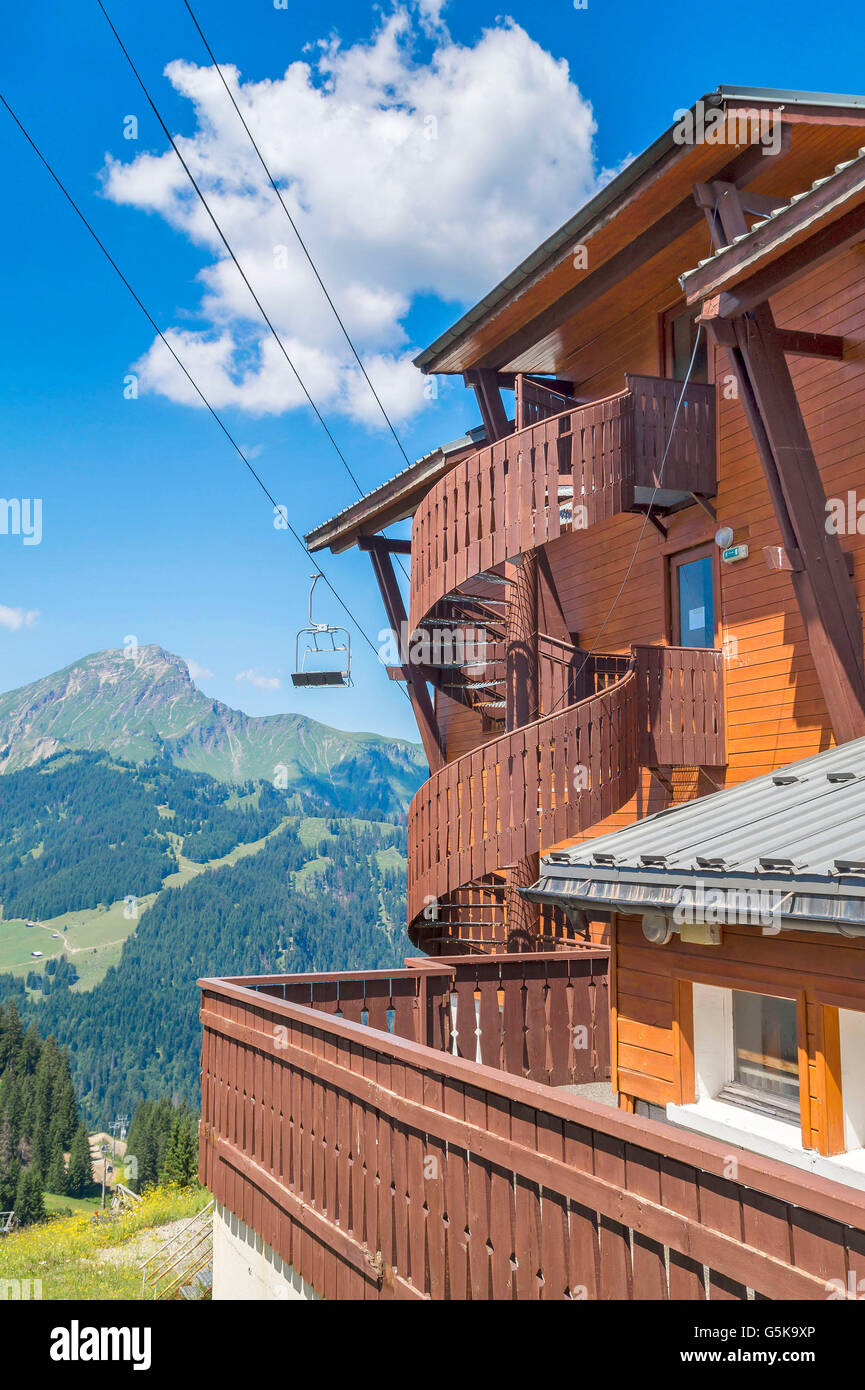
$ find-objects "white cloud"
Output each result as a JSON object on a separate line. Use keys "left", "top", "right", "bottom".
{"left": 187, "top": 658, "right": 214, "bottom": 682}
{"left": 235, "top": 668, "right": 281, "bottom": 690}
{"left": 0, "top": 605, "right": 38, "bottom": 631}
{"left": 102, "top": 9, "right": 599, "bottom": 422}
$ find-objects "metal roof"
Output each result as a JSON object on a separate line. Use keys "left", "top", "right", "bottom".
{"left": 680, "top": 145, "right": 865, "bottom": 290}
{"left": 414, "top": 85, "right": 865, "bottom": 375}
{"left": 304, "top": 426, "right": 485, "bottom": 553}
{"left": 525, "top": 738, "right": 865, "bottom": 931}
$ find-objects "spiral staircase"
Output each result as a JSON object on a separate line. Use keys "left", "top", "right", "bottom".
{"left": 405, "top": 374, "right": 723, "bottom": 954}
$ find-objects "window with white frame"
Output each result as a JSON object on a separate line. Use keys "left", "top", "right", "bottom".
{"left": 691, "top": 982, "right": 800, "bottom": 1126}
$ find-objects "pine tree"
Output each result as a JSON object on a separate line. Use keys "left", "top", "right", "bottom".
{"left": 67, "top": 1124, "right": 93, "bottom": 1198}
{"left": 159, "top": 1111, "right": 198, "bottom": 1187}
{"left": 14, "top": 1165, "right": 44, "bottom": 1227}
{"left": 46, "top": 1140, "right": 68, "bottom": 1196}
{"left": 0, "top": 1111, "right": 19, "bottom": 1211}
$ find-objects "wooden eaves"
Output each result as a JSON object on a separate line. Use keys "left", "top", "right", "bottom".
{"left": 303, "top": 429, "right": 484, "bottom": 555}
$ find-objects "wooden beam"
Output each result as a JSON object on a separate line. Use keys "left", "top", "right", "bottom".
{"left": 357, "top": 535, "right": 412, "bottom": 554}
{"left": 464, "top": 367, "right": 511, "bottom": 442}
{"left": 684, "top": 155, "right": 865, "bottom": 312}
{"left": 366, "top": 546, "right": 444, "bottom": 770}
{"left": 776, "top": 328, "right": 845, "bottom": 360}
{"left": 476, "top": 131, "right": 791, "bottom": 370}
{"left": 699, "top": 184, "right": 865, "bottom": 744}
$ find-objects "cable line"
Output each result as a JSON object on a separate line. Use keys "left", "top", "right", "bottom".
{"left": 98, "top": 0, "right": 366, "bottom": 496}
{"left": 0, "top": 90, "right": 406, "bottom": 693}
{"left": 182, "top": 0, "right": 416, "bottom": 470}
{"left": 98, "top": 0, "right": 412, "bottom": 581}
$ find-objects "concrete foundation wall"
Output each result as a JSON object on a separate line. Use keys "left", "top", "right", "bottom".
{"left": 212, "top": 1202, "right": 319, "bottom": 1301}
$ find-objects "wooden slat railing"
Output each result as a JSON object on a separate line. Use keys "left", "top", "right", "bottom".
{"left": 633, "top": 644, "right": 726, "bottom": 766}
{"left": 514, "top": 374, "right": 574, "bottom": 430}
{"left": 409, "top": 375, "right": 716, "bottom": 635}
{"left": 200, "top": 976, "right": 865, "bottom": 1301}
{"left": 407, "top": 668, "right": 640, "bottom": 932}
{"left": 537, "top": 639, "right": 631, "bottom": 718}
{"left": 227, "top": 948, "right": 609, "bottom": 1088}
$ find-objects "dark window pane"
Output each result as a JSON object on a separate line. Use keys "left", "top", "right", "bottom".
{"left": 677, "top": 556, "right": 714, "bottom": 647}
{"left": 671, "top": 310, "right": 709, "bottom": 382}
{"left": 732, "top": 991, "right": 799, "bottom": 1108}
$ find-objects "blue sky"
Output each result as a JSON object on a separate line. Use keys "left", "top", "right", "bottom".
{"left": 2, "top": 0, "right": 864, "bottom": 744}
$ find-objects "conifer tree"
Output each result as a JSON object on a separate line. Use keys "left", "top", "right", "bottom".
{"left": 67, "top": 1124, "right": 93, "bottom": 1198}
{"left": 160, "top": 1111, "right": 198, "bottom": 1187}
{"left": 14, "top": 1165, "right": 45, "bottom": 1227}
{"left": 46, "top": 1140, "right": 68, "bottom": 1196}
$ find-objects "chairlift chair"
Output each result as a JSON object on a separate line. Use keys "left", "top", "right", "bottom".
{"left": 292, "top": 573, "right": 353, "bottom": 688}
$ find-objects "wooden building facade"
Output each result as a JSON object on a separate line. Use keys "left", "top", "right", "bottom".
{"left": 200, "top": 88, "right": 865, "bottom": 1298}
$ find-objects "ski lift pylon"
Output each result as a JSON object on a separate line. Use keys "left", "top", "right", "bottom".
{"left": 292, "top": 573, "right": 352, "bottom": 688}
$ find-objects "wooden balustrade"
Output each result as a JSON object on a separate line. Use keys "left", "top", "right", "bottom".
{"left": 228, "top": 949, "right": 609, "bottom": 1088}
{"left": 407, "top": 669, "right": 640, "bottom": 932}
{"left": 537, "top": 639, "right": 631, "bottom": 718}
{"left": 409, "top": 375, "right": 716, "bottom": 635}
{"left": 200, "top": 975, "right": 865, "bottom": 1301}
{"left": 633, "top": 644, "right": 726, "bottom": 767}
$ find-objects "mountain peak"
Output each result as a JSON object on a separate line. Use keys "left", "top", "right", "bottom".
{"left": 0, "top": 648, "right": 426, "bottom": 811}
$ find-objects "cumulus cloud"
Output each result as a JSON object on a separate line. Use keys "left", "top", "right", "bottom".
{"left": 187, "top": 658, "right": 214, "bottom": 682}
{"left": 0, "top": 605, "right": 38, "bottom": 631}
{"left": 102, "top": 8, "right": 599, "bottom": 422}
{"left": 235, "top": 668, "right": 281, "bottom": 690}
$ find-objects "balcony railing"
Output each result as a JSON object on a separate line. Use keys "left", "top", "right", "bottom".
{"left": 407, "top": 646, "right": 725, "bottom": 940}
{"left": 408, "top": 668, "right": 639, "bottom": 934}
{"left": 633, "top": 644, "right": 726, "bottom": 767}
{"left": 200, "top": 972, "right": 865, "bottom": 1301}
{"left": 409, "top": 375, "right": 716, "bottom": 635}
{"left": 226, "top": 949, "right": 609, "bottom": 1087}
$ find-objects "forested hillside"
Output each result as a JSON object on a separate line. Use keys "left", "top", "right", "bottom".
{"left": 0, "top": 1002, "right": 92, "bottom": 1222}
{"left": 0, "top": 751, "right": 414, "bottom": 1123}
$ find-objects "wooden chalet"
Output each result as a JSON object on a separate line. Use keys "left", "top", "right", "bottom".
{"left": 200, "top": 87, "right": 865, "bottom": 1300}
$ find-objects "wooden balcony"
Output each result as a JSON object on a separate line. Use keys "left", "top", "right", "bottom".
{"left": 408, "top": 646, "right": 725, "bottom": 940}
{"left": 200, "top": 967, "right": 865, "bottom": 1301}
{"left": 633, "top": 644, "right": 726, "bottom": 768}
{"left": 410, "top": 375, "right": 716, "bottom": 635}
{"left": 233, "top": 949, "right": 609, "bottom": 1087}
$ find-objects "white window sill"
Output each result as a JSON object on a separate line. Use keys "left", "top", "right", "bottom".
{"left": 667, "top": 1096, "right": 865, "bottom": 1194}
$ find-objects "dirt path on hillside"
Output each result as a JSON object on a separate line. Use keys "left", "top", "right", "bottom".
{"left": 95, "top": 1217, "right": 194, "bottom": 1269}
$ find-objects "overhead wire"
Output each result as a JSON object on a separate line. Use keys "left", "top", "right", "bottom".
{"left": 0, "top": 90, "right": 410, "bottom": 700}
{"left": 182, "top": 0, "right": 415, "bottom": 471}
{"left": 97, "top": 0, "right": 413, "bottom": 581}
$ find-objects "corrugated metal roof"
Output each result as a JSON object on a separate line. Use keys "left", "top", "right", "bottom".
{"left": 414, "top": 85, "right": 865, "bottom": 375}
{"left": 304, "top": 426, "right": 485, "bottom": 551}
{"left": 527, "top": 739, "right": 865, "bottom": 928}
{"left": 681, "top": 146, "right": 865, "bottom": 286}
{"left": 547, "top": 739, "right": 865, "bottom": 876}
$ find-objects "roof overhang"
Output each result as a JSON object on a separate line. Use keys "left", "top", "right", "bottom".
{"left": 523, "top": 864, "right": 865, "bottom": 936}
{"left": 304, "top": 428, "right": 484, "bottom": 554}
{"left": 415, "top": 86, "right": 865, "bottom": 378}
{"left": 521, "top": 736, "right": 865, "bottom": 938}
{"left": 681, "top": 145, "right": 865, "bottom": 311}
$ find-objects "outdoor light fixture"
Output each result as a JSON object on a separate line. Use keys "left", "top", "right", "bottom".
{"left": 642, "top": 911, "right": 673, "bottom": 945}
{"left": 714, "top": 525, "right": 734, "bottom": 549}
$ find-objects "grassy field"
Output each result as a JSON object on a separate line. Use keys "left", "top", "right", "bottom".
{"left": 0, "top": 899, "right": 156, "bottom": 991}
{"left": 43, "top": 1191, "right": 103, "bottom": 1215}
{"left": 0, "top": 1185, "right": 211, "bottom": 1300}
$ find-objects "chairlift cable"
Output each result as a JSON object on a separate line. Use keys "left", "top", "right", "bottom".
{"left": 98, "top": 0, "right": 412, "bottom": 583}
{"left": 182, "top": 0, "right": 416, "bottom": 473}
{"left": 0, "top": 90, "right": 411, "bottom": 701}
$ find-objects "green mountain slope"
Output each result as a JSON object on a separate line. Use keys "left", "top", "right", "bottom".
{"left": 0, "top": 753, "right": 415, "bottom": 1120}
{"left": 0, "top": 646, "right": 425, "bottom": 815}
